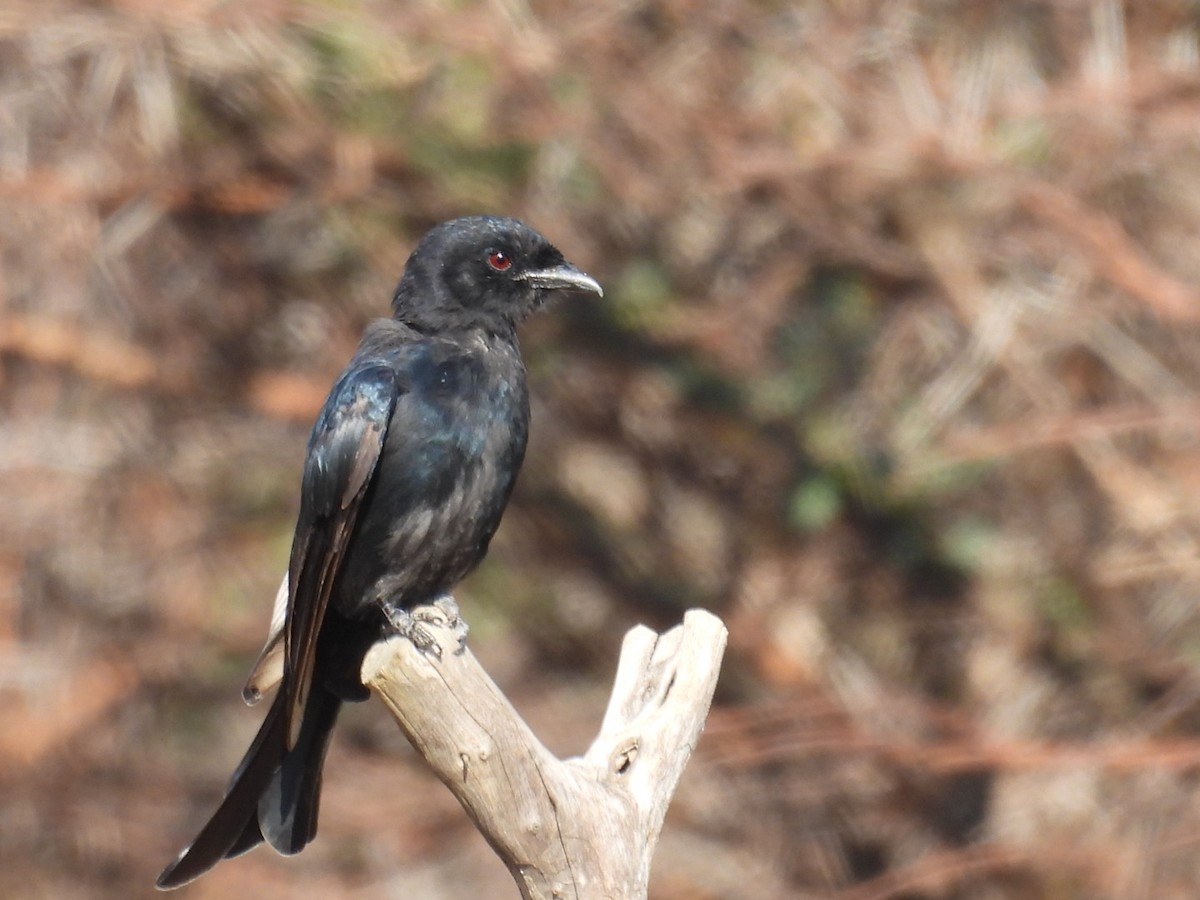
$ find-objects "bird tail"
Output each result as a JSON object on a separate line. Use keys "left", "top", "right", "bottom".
{"left": 156, "top": 685, "right": 342, "bottom": 890}
{"left": 258, "top": 682, "right": 341, "bottom": 854}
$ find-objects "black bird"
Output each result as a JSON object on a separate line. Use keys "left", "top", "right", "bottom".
{"left": 157, "top": 216, "right": 602, "bottom": 889}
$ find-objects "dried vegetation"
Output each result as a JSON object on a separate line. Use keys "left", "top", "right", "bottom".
{"left": 4, "top": 1, "right": 1200, "bottom": 897}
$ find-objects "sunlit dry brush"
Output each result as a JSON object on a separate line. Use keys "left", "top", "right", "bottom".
{"left": 5, "top": 2, "right": 1200, "bottom": 898}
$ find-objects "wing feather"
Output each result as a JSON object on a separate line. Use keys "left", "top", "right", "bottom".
{"left": 282, "top": 363, "right": 398, "bottom": 747}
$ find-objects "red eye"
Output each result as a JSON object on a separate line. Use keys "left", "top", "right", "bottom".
{"left": 487, "top": 249, "right": 512, "bottom": 271}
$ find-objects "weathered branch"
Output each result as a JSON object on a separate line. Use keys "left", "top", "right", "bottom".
{"left": 361, "top": 606, "right": 728, "bottom": 900}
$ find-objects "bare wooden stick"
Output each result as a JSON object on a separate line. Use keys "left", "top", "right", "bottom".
{"left": 361, "top": 606, "right": 728, "bottom": 900}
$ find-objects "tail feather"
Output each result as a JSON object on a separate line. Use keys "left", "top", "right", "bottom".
{"left": 156, "top": 693, "right": 286, "bottom": 889}
{"left": 156, "top": 686, "right": 343, "bottom": 890}
{"left": 260, "top": 687, "right": 342, "bottom": 854}
{"left": 225, "top": 813, "right": 268, "bottom": 861}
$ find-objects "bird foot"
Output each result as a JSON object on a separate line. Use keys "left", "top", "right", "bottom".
{"left": 430, "top": 595, "right": 470, "bottom": 645}
{"left": 383, "top": 595, "right": 469, "bottom": 658}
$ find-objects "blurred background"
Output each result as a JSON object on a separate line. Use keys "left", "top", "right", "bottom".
{"left": 4, "top": 0, "right": 1200, "bottom": 897}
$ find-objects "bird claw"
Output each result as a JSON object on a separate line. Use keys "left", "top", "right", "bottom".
{"left": 430, "top": 595, "right": 470, "bottom": 646}
{"left": 383, "top": 595, "right": 469, "bottom": 658}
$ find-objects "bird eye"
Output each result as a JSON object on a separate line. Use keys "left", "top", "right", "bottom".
{"left": 486, "top": 249, "right": 512, "bottom": 271}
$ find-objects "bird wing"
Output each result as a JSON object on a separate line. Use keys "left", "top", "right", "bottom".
{"left": 282, "top": 362, "right": 399, "bottom": 748}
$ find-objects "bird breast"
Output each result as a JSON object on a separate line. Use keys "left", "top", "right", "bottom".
{"left": 350, "top": 335, "right": 529, "bottom": 612}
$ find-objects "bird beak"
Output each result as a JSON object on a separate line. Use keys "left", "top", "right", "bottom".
{"left": 519, "top": 264, "right": 604, "bottom": 297}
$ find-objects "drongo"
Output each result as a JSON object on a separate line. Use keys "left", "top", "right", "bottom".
{"left": 157, "top": 216, "right": 602, "bottom": 889}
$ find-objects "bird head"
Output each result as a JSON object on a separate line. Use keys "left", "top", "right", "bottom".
{"left": 391, "top": 216, "right": 602, "bottom": 335}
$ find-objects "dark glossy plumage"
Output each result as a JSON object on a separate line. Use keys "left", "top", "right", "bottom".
{"left": 157, "top": 216, "right": 601, "bottom": 889}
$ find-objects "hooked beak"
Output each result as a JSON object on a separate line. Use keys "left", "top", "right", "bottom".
{"left": 519, "top": 264, "right": 603, "bottom": 297}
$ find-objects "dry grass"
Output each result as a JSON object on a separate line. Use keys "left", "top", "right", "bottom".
{"left": 3, "top": 1, "right": 1200, "bottom": 897}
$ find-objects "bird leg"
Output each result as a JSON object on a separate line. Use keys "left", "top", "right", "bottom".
{"left": 382, "top": 594, "right": 469, "bottom": 658}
